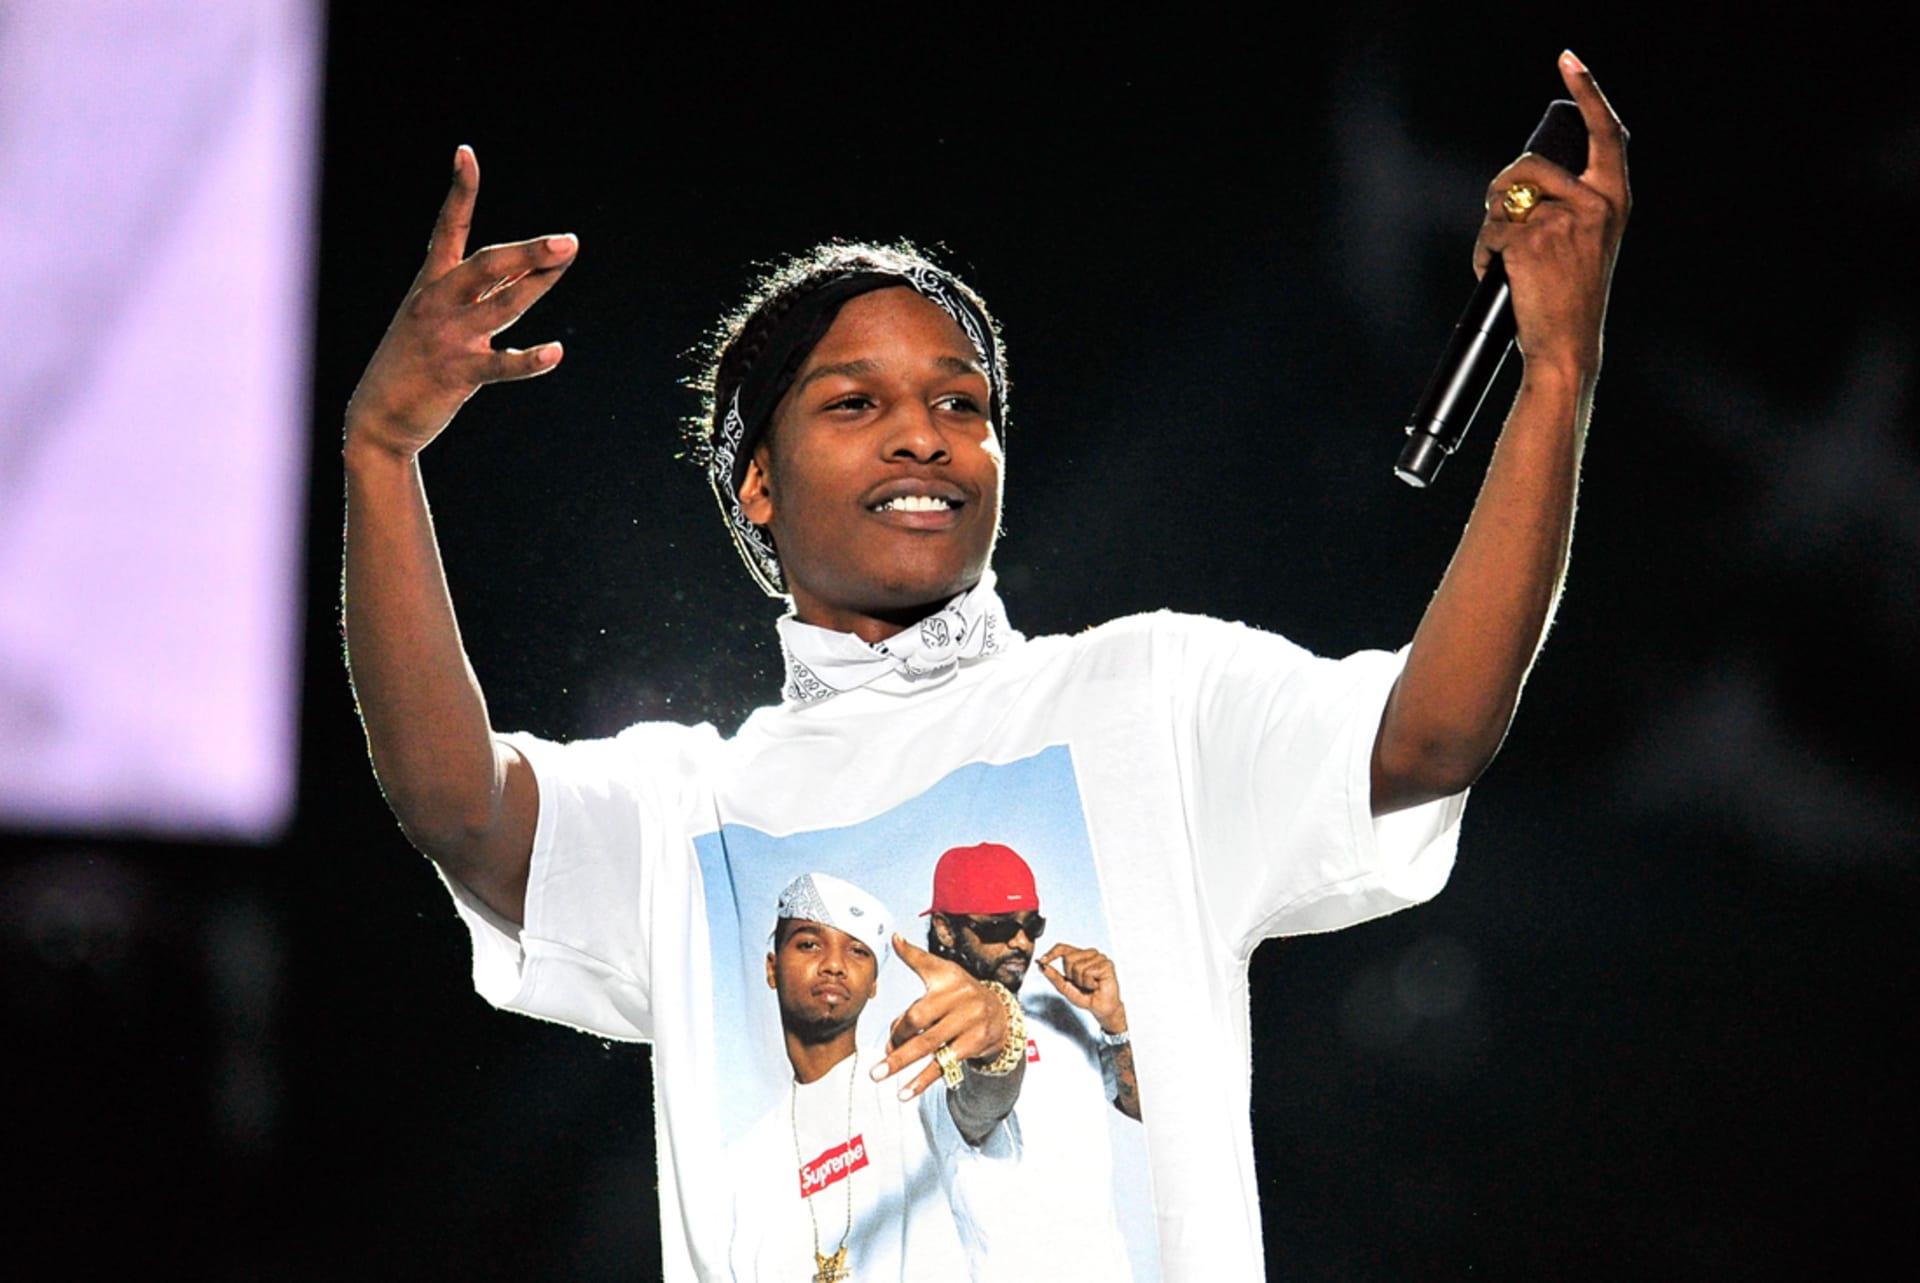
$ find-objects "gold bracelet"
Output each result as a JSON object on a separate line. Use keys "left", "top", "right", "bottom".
{"left": 969, "top": 981, "right": 1027, "bottom": 1077}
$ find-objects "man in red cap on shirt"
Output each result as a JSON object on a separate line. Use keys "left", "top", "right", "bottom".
{"left": 921, "top": 841, "right": 1142, "bottom": 1278}
{"left": 925, "top": 843, "right": 1139, "bottom": 1120}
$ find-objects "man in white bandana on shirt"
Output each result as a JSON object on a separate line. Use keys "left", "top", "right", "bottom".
{"left": 727, "top": 871, "right": 1022, "bottom": 1282}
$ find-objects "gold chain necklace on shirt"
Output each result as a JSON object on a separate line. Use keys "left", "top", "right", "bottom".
{"left": 792, "top": 1048, "right": 856, "bottom": 1283}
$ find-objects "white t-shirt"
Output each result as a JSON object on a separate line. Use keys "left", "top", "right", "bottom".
{"left": 445, "top": 610, "right": 1466, "bottom": 1282}
{"left": 926, "top": 989, "right": 1136, "bottom": 1281}
{"left": 724, "top": 1043, "right": 969, "bottom": 1282}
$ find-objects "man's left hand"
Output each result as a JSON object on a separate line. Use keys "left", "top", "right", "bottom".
{"left": 1473, "top": 51, "right": 1631, "bottom": 378}
{"left": 1039, "top": 943, "right": 1128, "bottom": 1036}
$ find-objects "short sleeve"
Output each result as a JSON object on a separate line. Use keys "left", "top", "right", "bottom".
{"left": 1164, "top": 617, "right": 1465, "bottom": 957}
{"left": 440, "top": 721, "right": 721, "bottom": 1042}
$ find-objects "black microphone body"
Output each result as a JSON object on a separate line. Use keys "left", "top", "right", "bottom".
{"left": 1397, "top": 99, "right": 1589, "bottom": 487}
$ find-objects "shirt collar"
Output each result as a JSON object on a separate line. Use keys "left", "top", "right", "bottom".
{"left": 776, "top": 571, "right": 1021, "bottom": 705}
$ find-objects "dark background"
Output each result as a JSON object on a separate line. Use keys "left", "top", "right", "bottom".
{"left": 7, "top": 4, "right": 1915, "bottom": 1278}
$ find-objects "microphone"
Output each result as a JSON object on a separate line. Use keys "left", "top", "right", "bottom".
{"left": 1396, "top": 100, "right": 1590, "bottom": 487}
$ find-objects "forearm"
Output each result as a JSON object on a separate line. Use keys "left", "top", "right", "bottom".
{"left": 1107, "top": 1040, "right": 1142, "bottom": 1122}
{"left": 342, "top": 432, "right": 531, "bottom": 913}
{"left": 1372, "top": 358, "right": 1589, "bottom": 813}
{"left": 948, "top": 1059, "right": 1025, "bottom": 1147}
{"left": 331, "top": 148, "right": 572, "bottom": 921}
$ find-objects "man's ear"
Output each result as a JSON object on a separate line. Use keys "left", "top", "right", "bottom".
{"left": 738, "top": 445, "right": 775, "bottom": 526}
{"left": 765, "top": 952, "right": 777, "bottom": 990}
{"left": 931, "top": 915, "right": 956, "bottom": 951}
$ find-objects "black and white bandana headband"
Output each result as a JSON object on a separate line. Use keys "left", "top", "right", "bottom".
{"left": 776, "top": 571, "right": 1019, "bottom": 705}
{"left": 775, "top": 871, "right": 893, "bottom": 964}
{"left": 709, "top": 265, "right": 1005, "bottom": 598}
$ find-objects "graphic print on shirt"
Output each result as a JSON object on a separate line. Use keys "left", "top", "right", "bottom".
{"left": 696, "top": 744, "right": 1159, "bottom": 1282}
{"left": 799, "top": 1134, "right": 868, "bottom": 1197}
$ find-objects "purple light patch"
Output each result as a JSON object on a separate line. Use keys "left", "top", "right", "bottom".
{"left": 0, "top": 1, "right": 321, "bottom": 840}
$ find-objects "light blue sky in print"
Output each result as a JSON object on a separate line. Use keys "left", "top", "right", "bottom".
{"left": 695, "top": 744, "right": 1110, "bottom": 1142}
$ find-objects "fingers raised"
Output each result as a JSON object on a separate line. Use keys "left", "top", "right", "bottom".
{"left": 466, "top": 237, "right": 579, "bottom": 336}
{"left": 459, "top": 234, "right": 578, "bottom": 299}
{"left": 873, "top": 938, "right": 1009, "bottom": 1099}
{"left": 1557, "top": 51, "right": 1630, "bottom": 206}
{"left": 421, "top": 146, "right": 480, "bottom": 283}
{"left": 1483, "top": 154, "right": 1586, "bottom": 221}
{"left": 893, "top": 935, "right": 941, "bottom": 979}
{"left": 878, "top": 1012, "right": 958, "bottom": 1100}
{"left": 1040, "top": 944, "right": 1113, "bottom": 985}
{"left": 1476, "top": 151, "right": 1603, "bottom": 277}
{"left": 887, "top": 988, "right": 995, "bottom": 1063}
{"left": 479, "top": 343, "right": 565, "bottom": 384}
{"left": 896, "top": 1061, "right": 946, "bottom": 1102}
{"left": 348, "top": 153, "right": 579, "bottom": 458}
{"left": 1038, "top": 961, "right": 1081, "bottom": 1001}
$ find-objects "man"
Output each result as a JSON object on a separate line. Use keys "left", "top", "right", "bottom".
{"left": 922, "top": 842, "right": 1140, "bottom": 1280}
{"left": 725, "top": 871, "right": 1020, "bottom": 1282}
{"left": 926, "top": 843, "right": 1138, "bottom": 1121}
{"left": 342, "top": 53, "right": 1628, "bottom": 1281}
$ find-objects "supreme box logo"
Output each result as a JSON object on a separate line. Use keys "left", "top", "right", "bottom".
{"left": 798, "top": 1134, "right": 870, "bottom": 1198}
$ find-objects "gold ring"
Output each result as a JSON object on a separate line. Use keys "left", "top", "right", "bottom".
{"left": 932, "top": 1044, "right": 964, "bottom": 1089}
{"left": 1502, "top": 182, "right": 1543, "bottom": 222}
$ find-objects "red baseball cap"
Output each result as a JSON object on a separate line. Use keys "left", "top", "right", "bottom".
{"left": 922, "top": 842, "right": 1040, "bottom": 915}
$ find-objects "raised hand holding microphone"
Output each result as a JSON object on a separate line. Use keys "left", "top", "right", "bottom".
{"left": 1397, "top": 57, "right": 1626, "bottom": 485}
{"left": 1370, "top": 51, "right": 1629, "bottom": 817}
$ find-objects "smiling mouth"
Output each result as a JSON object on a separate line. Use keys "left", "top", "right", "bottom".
{"left": 870, "top": 495, "right": 957, "bottom": 513}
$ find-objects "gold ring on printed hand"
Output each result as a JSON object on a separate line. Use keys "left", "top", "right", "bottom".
{"left": 1502, "top": 181, "right": 1543, "bottom": 222}
{"left": 932, "top": 1044, "right": 965, "bottom": 1089}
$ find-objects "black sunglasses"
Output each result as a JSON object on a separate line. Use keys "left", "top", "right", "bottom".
{"left": 957, "top": 913, "right": 1046, "bottom": 945}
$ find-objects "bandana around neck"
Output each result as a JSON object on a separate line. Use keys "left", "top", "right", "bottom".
{"left": 776, "top": 572, "right": 1020, "bottom": 705}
